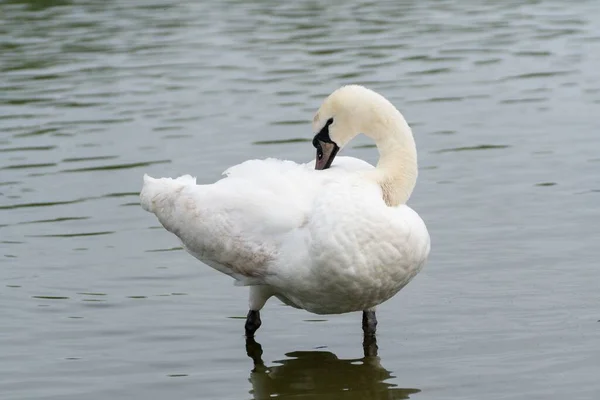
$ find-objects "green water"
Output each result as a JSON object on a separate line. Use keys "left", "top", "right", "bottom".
{"left": 1, "top": 1, "right": 599, "bottom": 399}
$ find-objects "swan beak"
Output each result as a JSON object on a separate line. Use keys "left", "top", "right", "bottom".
{"left": 315, "top": 140, "right": 340, "bottom": 170}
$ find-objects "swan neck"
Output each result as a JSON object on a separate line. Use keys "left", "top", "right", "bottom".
{"left": 368, "top": 114, "right": 418, "bottom": 207}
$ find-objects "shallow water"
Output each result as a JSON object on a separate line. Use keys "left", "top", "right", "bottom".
{"left": 1, "top": 1, "right": 599, "bottom": 399}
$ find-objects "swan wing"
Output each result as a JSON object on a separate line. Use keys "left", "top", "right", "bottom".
{"left": 140, "top": 157, "right": 374, "bottom": 284}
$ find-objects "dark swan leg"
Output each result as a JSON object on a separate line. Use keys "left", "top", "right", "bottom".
{"left": 362, "top": 310, "right": 377, "bottom": 336}
{"left": 363, "top": 332, "right": 379, "bottom": 358}
{"left": 245, "top": 310, "right": 262, "bottom": 337}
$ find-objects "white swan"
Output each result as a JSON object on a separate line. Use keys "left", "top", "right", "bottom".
{"left": 140, "top": 85, "right": 430, "bottom": 337}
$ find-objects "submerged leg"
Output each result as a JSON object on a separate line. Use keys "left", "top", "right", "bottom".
{"left": 245, "top": 286, "right": 273, "bottom": 337}
{"left": 245, "top": 310, "right": 262, "bottom": 337}
{"left": 363, "top": 332, "right": 379, "bottom": 358}
{"left": 362, "top": 309, "right": 377, "bottom": 336}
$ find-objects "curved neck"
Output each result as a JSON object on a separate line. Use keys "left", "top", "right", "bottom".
{"left": 363, "top": 111, "right": 418, "bottom": 207}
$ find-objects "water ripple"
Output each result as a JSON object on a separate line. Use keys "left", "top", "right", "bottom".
{"left": 0, "top": 145, "right": 56, "bottom": 152}
{"left": 1, "top": 1, "right": 599, "bottom": 399}
{"left": 435, "top": 145, "right": 511, "bottom": 153}
{"left": 28, "top": 231, "right": 114, "bottom": 238}
{"left": 60, "top": 160, "right": 170, "bottom": 173}
{"left": 0, "top": 199, "right": 85, "bottom": 210}
{"left": 253, "top": 138, "right": 311, "bottom": 145}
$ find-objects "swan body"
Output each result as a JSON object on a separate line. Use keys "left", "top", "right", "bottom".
{"left": 140, "top": 85, "right": 430, "bottom": 334}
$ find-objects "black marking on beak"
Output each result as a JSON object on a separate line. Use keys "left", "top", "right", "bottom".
{"left": 312, "top": 118, "right": 339, "bottom": 170}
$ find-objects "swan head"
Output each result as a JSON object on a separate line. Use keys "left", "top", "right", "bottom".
{"left": 312, "top": 85, "right": 418, "bottom": 205}
{"left": 312, "top": 85, "right": 410, "bottom": 170}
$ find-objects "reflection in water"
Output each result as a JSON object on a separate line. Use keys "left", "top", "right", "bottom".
{"left": 246, "top": 338, "right": 420, "bottom": 399}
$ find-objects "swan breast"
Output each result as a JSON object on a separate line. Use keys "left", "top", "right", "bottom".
{"left": 268, "top": 178, "right": 430, "bottom": 314}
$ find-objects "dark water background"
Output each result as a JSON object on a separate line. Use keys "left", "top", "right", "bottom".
{"left": 1, "top": 1, "right": 599, "bottom": 399}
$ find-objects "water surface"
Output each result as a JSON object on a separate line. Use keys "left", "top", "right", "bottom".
{"left": 1, "top": 1, "right": 599, "bottom": 399}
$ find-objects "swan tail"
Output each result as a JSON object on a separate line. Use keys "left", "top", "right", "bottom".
{"left": 140, "top": 173, "right": 274, "bottom": 284}
{"left": 140, "top": 174, "right": 196, "bottom": 213}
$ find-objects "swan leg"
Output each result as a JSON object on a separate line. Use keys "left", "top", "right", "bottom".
{"left": 245, "top": 286, "right": 273, "bottom": 337}
{"left": 362, "top": 309, "right": 377, "bottom": 336}
{"left": 363, "top": 333, "right": 379, "bottom": 358}
{"left": 245, "top": 310, "right": 262, "bottom": 337}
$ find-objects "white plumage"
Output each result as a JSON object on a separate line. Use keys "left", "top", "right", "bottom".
{"left": 140, "top": 85, "right": 430, "bottom": 332}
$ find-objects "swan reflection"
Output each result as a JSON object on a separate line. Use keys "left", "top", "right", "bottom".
{"left": 246, "top": 337, "right": 420, "bottom": 399}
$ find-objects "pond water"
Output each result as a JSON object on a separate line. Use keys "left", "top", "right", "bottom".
{"left": 1, "top": 1, "right": 599, "bottom": 399}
